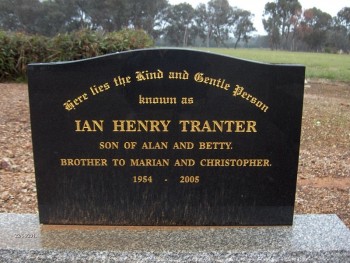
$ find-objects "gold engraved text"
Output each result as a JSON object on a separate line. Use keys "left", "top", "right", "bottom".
{"left": 112, "top": 120, "right": 171, "bottom": 132}
{"left": 141, "top": 142, "right": 168, "bottom": 149}
{"left": 194, "top": 72, "right": 230, "bottom": 90}
{"left": 200, "top": 159, "right": 271, "bottom": 167}
{"left": 233, "top": 85, "right": 269, "bottom": 112}
{"left": 60, "top": 158, "right": 108, "bottom": 166}
{"left": 139, "top": 94, "right": 177, "bottom": 104}
{"left": 130, "top": 159, "right": 170, "bottom": 166}
{"left": 179, "top": 120, "right": 257, "bottom": 133}
{"left": 113, "top": 75, "right": 132, "bottom": 87}
{"left": 75, "top": 120, "right": 104, "bottom": 132}
{"left": 135, "top": 69, "right": 163, "bottom": 81}
{"left": 63, "top": 93, "right": 88, "bottom": 111}
{"left": 90, "top": 82, "right": 110, "bottom": 95}
{"left": 169, "top": 70, "right": 189, "bottom": 80}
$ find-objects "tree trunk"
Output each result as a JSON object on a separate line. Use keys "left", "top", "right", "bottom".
{"left": 234, "top": 34, "right": 241, "bottom": 49}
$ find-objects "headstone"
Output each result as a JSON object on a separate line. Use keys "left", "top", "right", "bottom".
{"left": 27, "top": 49, "right": 305, "bottom": 225}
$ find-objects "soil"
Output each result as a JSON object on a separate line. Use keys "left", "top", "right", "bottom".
{"left": 0, "top": 80, "right": 349, "bottom": 227}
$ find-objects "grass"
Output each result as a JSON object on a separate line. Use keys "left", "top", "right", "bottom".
{"left": 196, "top": 48, "right": 350, "bottom": 83}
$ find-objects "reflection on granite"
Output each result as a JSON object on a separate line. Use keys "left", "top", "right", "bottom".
{"left": 0, "top": 214, "right": 349, "bottom": 262}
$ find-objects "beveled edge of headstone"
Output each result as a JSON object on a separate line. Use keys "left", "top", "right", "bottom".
{"left": 27, "top": 47, "right": 305, "bottom": 67}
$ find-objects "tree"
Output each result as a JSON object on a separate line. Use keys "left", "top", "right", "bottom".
{"left": 37, "top": 0, "right": 80, "bottom": 36}
{"left": 162, "top": 3, "right": 195, "bottom": 46}
{"left": 327, "top": 8, "right": 350, "bottom": 52}
{"left": 207, "top": 0, "right": 234, "bottom": 46}
{"left": 128, "top": 0, "right": 168, "bottom": 37}
{"left": 0, "top": 0, "right": 89, "bottom": 34}
{"left": 263, "top": 2, "right": 281, "bottom": 49}
{"left": 299, "top": 8, "right": 332, "bottom": 51}
{"left": 73, "top": 0, "right": 130, "bottom": 32}
{"left": 337, "top": 7, "right": 350, "bottom": 41}
{"left": 0, "top": 0, "right": 43, "bottom": 33}
{"left": 263, "top": 0, "right": 302, "bottom": 50}
{"left": 278, "top": 0, "right": 302, "bottom": 46}
{"left": 233, "top": 9, "right": 255, "bottom": 48}
{"left": 194, "top": 3, "right": 211, "bottom": 47}
{"left": 194, "top": 0, "right": 235, "bottom": 47}
{"left": 0, "top": 0, "right": 20, "bottom": 31}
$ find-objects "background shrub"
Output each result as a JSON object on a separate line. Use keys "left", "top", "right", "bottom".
{"left": 0, "top": 29, "right": 154, "bottom": 81}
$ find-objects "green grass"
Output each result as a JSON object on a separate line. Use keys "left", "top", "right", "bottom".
{"left": 196, "top": 48, "right": 350, "bottom": 83}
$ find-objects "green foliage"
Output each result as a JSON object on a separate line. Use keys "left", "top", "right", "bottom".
{"left": 0, "top": 31, "right": 50, "bottom": 81}
{"left": 0, "top": 29, "right": 154, "bottom": 81}
{"left": 0, "top": 0, "right": 168, "bottom": 37}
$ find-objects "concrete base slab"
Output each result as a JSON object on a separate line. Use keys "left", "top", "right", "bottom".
{"left": 0, "top": 213, "right": 349, "bottom": 262}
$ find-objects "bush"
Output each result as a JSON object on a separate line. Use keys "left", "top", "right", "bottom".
{"left": 0, "top": 32, "right": 50, "bottom": 81}
{"left": 0, "top": 29, "right": 154, "bottom": 81}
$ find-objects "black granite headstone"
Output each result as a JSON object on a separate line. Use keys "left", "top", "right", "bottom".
{"left": 28, "top": 49, "right": 305, "bottom": 225}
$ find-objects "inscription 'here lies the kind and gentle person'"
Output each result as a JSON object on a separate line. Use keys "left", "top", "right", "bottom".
{"left": 63, "top": 69, "right": 269, "bottom": 113}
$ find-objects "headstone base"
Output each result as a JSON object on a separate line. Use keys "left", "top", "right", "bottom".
{"left": 0, "top": 213, "right": 349, "bottom": 262}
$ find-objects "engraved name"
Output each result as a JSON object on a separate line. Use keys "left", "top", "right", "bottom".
{"left": 74, "top": 119, "right": 257, "bottom": 133}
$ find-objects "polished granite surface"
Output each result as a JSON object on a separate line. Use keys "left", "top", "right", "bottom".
{"left": 1, "top": 214, "right": 349, "bottom": 262}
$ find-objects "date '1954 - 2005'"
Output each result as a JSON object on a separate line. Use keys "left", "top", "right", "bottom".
{"left": 132, "top": 176, "right": 200, "bottom": 184}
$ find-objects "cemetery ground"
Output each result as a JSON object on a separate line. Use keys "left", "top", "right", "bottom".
{"left": 0, "top": 80, "right": 349, "bottom": 227}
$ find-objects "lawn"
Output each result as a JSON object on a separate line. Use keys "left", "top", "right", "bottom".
{"left": 197, "top": 48, "right": 350, "bottom": 83}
